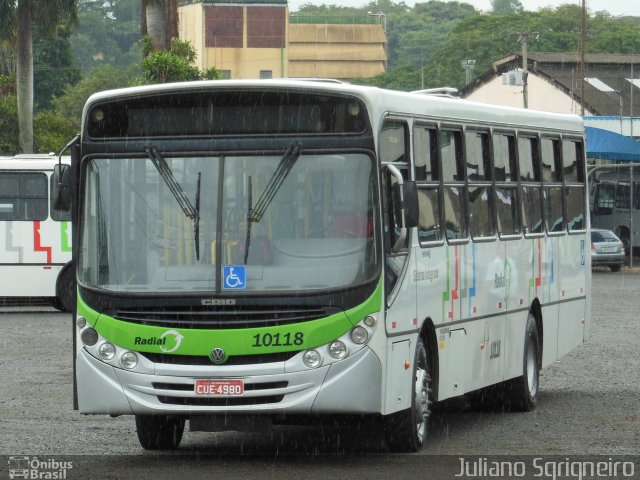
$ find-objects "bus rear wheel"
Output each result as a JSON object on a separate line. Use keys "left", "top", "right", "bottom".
{"left": 135, "top": 415, "right": 185, "bottom": 450}
{"left": 384, "top": 337, "right": 431, "bottom": 452}
{"left": 505, "top": 314, "right": 540, "bottom": 411}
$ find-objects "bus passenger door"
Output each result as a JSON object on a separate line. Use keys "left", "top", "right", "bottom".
{"left": 380, "top": 120, "right": 418, "bottom": 414}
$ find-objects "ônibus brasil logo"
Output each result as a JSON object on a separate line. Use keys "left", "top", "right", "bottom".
{"left": 134, "top": 329, "right": 184, "bottom": 353}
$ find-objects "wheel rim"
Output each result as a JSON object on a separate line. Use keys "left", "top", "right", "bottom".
{"left": 525, "top": 335, "right": 538, "bottom": 395}
{"left": 414, "top": 350, "right": 430, "bottom": 444}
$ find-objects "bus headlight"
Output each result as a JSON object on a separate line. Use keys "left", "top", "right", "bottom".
{"left": 364, "top": 315, "right": 376, "bottom": 327}
{"left": 76, "top": 316, "right": 87, "bottom": 328}
{"left": 80, "top": 327, "right": 98, "bottom": 346}
{"left": 120, "top": 351, "right": 138, "bottom": 370}
{"left": 329, "top": 341, "right": 347, "bottom": 359}
{"left": 303, "top": 350, "right": 322, "bottom": 368}
{"left": 350, "top": 326, "right": 369, "bottom": 345}
{"left": 98, "top": 342, "right": 116, "bottom": 361}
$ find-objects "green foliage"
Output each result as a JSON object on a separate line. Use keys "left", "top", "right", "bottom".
{"left": 0, "top": 94, "right": 19, "bottom": 155}
{"left": 491, "top": 0, "right": 523, "bottom": 15}
{"left": 51, "top": 63, "right": 137, "bottom": 127}
{"left": 140, "top": 38, "right": 221, "bottom": 84}
{"left": 34, "top": 109, "right": 77, "bottom": 154}
{"left": 34, "top": 24, "right": 81, "bottom": 111}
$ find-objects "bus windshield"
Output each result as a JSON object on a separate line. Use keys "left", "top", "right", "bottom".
{"left": 79, "top": 152, "right": 378, "bottom": 294}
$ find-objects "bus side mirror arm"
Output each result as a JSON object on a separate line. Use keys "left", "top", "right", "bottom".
{"left": 53, "top": 134, "right": 79, "bottom": 211}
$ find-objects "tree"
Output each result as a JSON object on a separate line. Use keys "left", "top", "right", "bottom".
{"left": 142, "top": 0, "right": 178, "bottom": 54}
{"left": 140, "top": 38, "right": 220, "bottom": 84}
{"left": 0, "top": 0, "right": 78, "bottom": 153}
{"left": 491, "top": 0, "right": 523, "bottom": 15}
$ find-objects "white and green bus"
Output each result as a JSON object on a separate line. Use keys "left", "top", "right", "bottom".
{"left": 0, "top": 154, "right": 74, "bottom": 310}
{"left": 55, "top": 80, "right": 590, "bottom": 451}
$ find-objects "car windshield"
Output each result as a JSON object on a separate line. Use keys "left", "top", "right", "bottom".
{"left": 79, "top": 153, "right": 378, "bottom": 293}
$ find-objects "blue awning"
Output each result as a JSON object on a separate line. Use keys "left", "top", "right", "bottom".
{"left": 585, "top": 126, "right": 640, "bottom": 161}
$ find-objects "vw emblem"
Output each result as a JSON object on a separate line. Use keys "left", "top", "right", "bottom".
{"left": 209, "top": 347, "right": 226, "bottom": 364}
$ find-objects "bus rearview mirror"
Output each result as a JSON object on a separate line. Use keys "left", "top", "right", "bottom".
{"left": 52, "top": 164, "right": 71, "bottom": 211}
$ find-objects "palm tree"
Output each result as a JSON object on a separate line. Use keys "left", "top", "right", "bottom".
{"left": 0, "top": 0, "right": 77, "bottom": 153}
{"left": 142, "top": 0, "right": 178, "bottom": 54}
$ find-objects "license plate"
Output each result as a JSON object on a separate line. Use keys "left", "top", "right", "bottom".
{"left": 194, "top": 379, "right": 244, "bottom": 397}
{"left": 600, "top": 246, "right": 617, "bottom": 253}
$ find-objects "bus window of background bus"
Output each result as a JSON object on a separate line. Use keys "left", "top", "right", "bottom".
{"left": 518, "top": 135, "right": 544, "bottom": 235}
{"left": 493, "top": 132, "right": 520, "bottom": 237}
{"left": 413, "top": 124, "right": 441, "bottom": 244}
{"left": 0, "top": 172, "right": 48, "bottom": 221}
{"left": 562, "top": 139, "right": 586, "bottom": 232}
{"left": 440, "top": 128, "right": 467, "bottom": 241}
{"left": 541, "top": 137, "right": 565, "bottom": 233}
{"left": 465, "top": 129, "right": 494, "bottom": 239}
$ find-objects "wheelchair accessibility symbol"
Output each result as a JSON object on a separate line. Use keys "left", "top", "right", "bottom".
{"left": 223, "top": 265, "right": 246, "bottom": 289}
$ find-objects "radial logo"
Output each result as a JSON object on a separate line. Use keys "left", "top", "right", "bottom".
{"left": 135, "top": 330, "right": 184, "bottom": 353}
{"left": 159, "top": 330, "right": 184, "bottom": 353}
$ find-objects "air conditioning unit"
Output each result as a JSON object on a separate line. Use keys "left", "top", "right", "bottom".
{"left": 502, "top": 70, "right": 525, "bottom": 86}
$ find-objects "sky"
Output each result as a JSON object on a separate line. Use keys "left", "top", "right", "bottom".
{"left": 287, "top": 0, "right": 640, "bottom": 16}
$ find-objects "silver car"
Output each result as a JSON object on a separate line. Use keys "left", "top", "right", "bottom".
{"left": 591, "top": 228, "right": 625, "bottom": 272}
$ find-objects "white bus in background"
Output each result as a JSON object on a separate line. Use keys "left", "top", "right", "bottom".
{"left": 0, "top": 154, "right": 75, "bottom": 311}
{"left": 57, "top": 80, "right": 590, "bottom": 451}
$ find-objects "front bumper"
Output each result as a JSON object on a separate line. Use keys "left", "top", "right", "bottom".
{"left": 76, "top": 345, "right": 383, "bottom": 416}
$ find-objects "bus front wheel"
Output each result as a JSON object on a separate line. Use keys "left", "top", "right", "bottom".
{"left": 383, "top": 337, "right": 431, "bottom": 452}
{"left": 52, "top": 265, "right": 76, "bottom": 312}
{"left": 135, "top": 415, "right": 185, "bottom": 450}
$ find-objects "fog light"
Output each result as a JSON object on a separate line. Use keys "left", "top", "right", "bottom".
{"left": 120, "top": 351, "right": 138, "bottom": 369}
{"left": 329, "top": 341, "right": 347, "bottom": 359}
{"left": 303, "top": 350, "right": 321, "bottom": 368}
{"left": 76, "top": 316, "right": 86, "bottom": 328}
{"left": 80, "top": 327, "right": 98, "bottom": 346}
{"left": 98, "top": 342, "right": 116, "bottom": 361}
{"left": 364, "top": 315, "right": 376, "bottom": 327}
{"left": 351, "top": 326, "right": 369, "bottom": 345}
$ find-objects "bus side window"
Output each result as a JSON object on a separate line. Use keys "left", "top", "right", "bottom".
{"left": 0, "top": 172, "right": 47, "bottom": 221}
{"left": 518, "top": 136, "right": 543, "bottom": 234}
{"left": 414, "top": 124, "right": 441, "bottom": 243}
{"left": 594, "top": 183, "right": 615, "bottom": 215}
{"left": 541, "top": 137, "right": 564, "bottom": 233}
{"left": 440, "top": 129, "right": 467, "bottom": 241}
{"left": 563, "top": 139, "right": 586, "bottom": 232}
{"left": 466, "top": 130, "right": 493, "bottom": 239}
{"left": 493, "top": 132, "right": 519, "bottom": 236}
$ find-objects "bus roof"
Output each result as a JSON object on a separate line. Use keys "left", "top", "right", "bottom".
{"left": 0, "top": 154, "right": 70, "bottom": 171}
{"left": 84, "top": 79, "right": 584, "bottom": 136}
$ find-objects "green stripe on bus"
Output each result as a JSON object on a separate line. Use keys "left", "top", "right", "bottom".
{"left": 78, "top": 279, "right": 382, "bottom": 357}
{"left": 61, "top": 221, "right": 72, "bottom": 253}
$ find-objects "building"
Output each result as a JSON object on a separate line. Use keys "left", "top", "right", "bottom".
{"left": 178, "top": 1, "right": 387, "bottom": 81}
{"left": 461, "top": 52, "right": 640, "bottom": 121}
{"left": 288, "top": 14, "right": 386, "bottom": 81}
{"left": 179, "top": 0, "right": 289, "bottom": 79}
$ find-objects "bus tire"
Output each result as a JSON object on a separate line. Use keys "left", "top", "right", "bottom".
{"left": 506, "top": 314, "right": 540, "bottom": 411}
{"left": 52, "top": 265, "right": 76, "bottom": 312}
{"left": 383, "top": 337, "right": 431, "bottom": 452}
{"left": 135, "top": 415, "right": 185, "bottom": 450}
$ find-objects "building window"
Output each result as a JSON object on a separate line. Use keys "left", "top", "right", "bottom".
{"left": 260, "top": 70, "right": 273, "bottom": 79}
{"left": 221, "top": 70, "right": 231, "bottom": 79}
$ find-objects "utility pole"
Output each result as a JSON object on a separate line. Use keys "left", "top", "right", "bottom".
{"left": 579, "top": 0, "right": 587, "bottom": 115}
{"left": 514, "top": 32, "right": 537, "bottom": 109}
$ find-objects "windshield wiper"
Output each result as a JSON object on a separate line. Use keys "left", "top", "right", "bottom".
{"left": 242, "top": 141, "right": 301, "bottom": 265}
{"left": 146, "top": 144, "right": 201, "bottom": 260}
{"left": 248, "top": 141, "right": 301, "bottom": 224}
